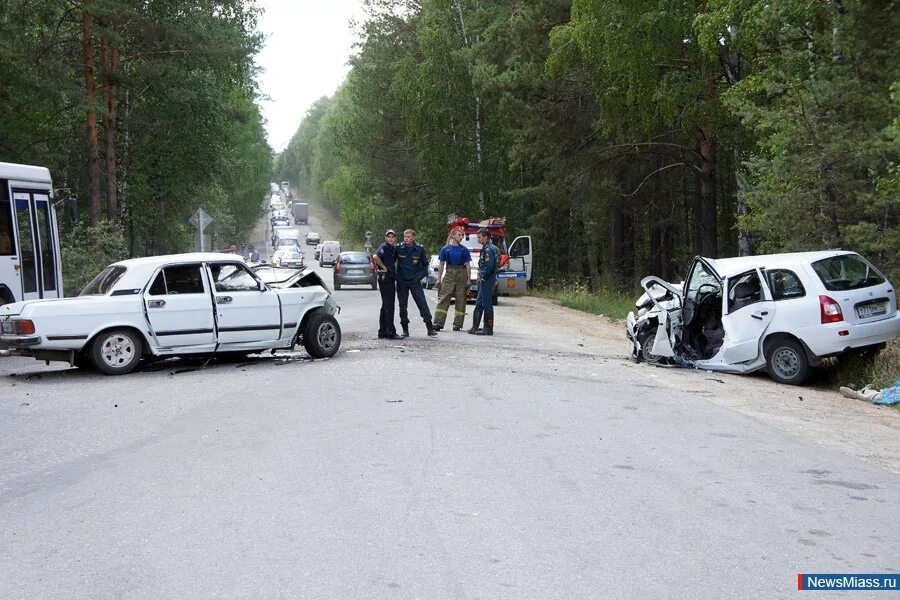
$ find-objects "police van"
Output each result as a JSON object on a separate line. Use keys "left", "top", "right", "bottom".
{"left": 0, "top": 162, "right": 63, "bottom": 306}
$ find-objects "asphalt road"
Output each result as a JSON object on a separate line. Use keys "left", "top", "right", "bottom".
{"left": 0, "top": 208, "right": 897, "bottom": 600}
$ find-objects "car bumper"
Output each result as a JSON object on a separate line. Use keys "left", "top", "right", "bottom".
{"left": 0, "top": 334, "right": 42, "bottom": 348}
{"left": 803, "top": 312, "right": 900, "bottom": 357}
{"left": 335, "top": 273, "right": 376, "bottom": 285}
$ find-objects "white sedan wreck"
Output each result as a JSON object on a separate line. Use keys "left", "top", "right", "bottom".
{"left": 626, "top": 251, "right": 900, "bottom": 385}
{"left": 0, "top": 253, "right": 341, "bottom": 375}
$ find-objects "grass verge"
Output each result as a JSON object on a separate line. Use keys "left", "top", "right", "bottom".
{"left": 532, "top": 283, "right": 635, "bottom": 321}
{"left": 820, "top": 340, "right": 900, "bottom": 393}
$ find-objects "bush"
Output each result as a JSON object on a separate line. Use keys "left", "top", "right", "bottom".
{"left": 60, "top": 221, "right": 128, "bottom": 296}
{"left": 821, "top": 340, "right": 900, "bottom": 392}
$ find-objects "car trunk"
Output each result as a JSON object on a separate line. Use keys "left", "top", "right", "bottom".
{"left": 810, "top": 254, "right": 897, "bottom": 326}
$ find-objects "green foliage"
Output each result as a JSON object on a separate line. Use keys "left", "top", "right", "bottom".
{"left": 60, "top": 221, "right": 128, "bottom": 295}
{"left": 533, "top": 281, "right": 636, "bottom": 321}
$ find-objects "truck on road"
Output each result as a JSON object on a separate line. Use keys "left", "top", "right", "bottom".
{"left": 293, "top": 202, "right": 309, "bottom": 225}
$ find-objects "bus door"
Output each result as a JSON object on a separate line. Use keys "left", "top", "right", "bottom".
{"left": 13, "top": 191, "right": 60, "bottom": 301}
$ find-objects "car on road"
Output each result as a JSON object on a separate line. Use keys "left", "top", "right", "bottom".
{"left": 314, "top": 243, "right": 323, "bottom": 261}
{"left": 276, "top": 247, "right": 305, "bottom": 269}
{"left": 333, "top": 252, "right": 377, "bottom": 290}
{"left": 0, "top": 253, "right": 341, "bottom": 375}
{"left": 319, "top": 241, "right": 341, "bottom": 267}
{"left": 306, "top": 231, "right": 321, "bottom": 245}
{"left": 422, "top": 254, "right": 440, "bottom": 289}
{"left": 626, "top": 250, "right": 900, "bottom": 385}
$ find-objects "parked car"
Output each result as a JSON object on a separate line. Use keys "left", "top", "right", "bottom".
{"left": 0, "top": 253, "right": 341, "bottom": 375}
{"left": 319, "top": 241, "right": 341, "bottom": 267}
{"left": 333, "top": 252, "right": 377, "bottom": 290}
{"left": 277, "top": 247, "right": 305, "bottom": 269}
{"left": 306, "top": 231, "right": 321, "bottom": 245}
{"left": 626, "top": 250, "right": 900, "bottom": 385}
{"left": 422, "top": 254, "right": 440, "bottom": 289}
{"left": 314, "top": 243, "right": 323, "bottom": 261}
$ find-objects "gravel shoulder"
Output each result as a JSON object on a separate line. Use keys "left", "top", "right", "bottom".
{"left": 498, "top": 295, "right": 900, "bottom": 474}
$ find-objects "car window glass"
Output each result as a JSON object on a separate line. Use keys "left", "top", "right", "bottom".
{"left": 80, "top": 266, "right": 127, "bottom": 296}
{"left": 164, "top": 265, "right": 204, "bottom": 294}
{"left": 148, "top": 272, "right": 167, "bottom": 295}
{"left": 686, "top": 261, "right": 720, "bottom": 303}
{"left": 727, "top": 270, "right": 762, "bottom": 312}
{"left": 767, "top": 269, "right": 805, "bottom": 300}
{"left": 209, "top": 263, "right": 259, "bottom": 292}
{"left": 812, "top": 255, "right": 886, "bottom": 291}
{"left": 342, "top": 254, "right": 370, "bottom": 264}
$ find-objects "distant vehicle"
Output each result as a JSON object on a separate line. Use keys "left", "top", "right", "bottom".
{"left": 314, "top": 243, "right": 323, "bottom": 261}
{"left": 0, "top": 162, "right": 63, "bottom": 306}
{"left": 0, "top": 253, "right": 341, "bottom": 374}
{"left": 277, "top": 247, "right": 305, "bottom": 269}
{"left": 306, "top": 231, "right": 321, "bottom": 245}
{"left": 280, "top": 181, "right": 290, "bottom": 194}
{"left": 626, "top": 251, "right": 900, "bottom": 385}
{"left": 333, "top": 252, "right": 377, "bottom": 290}
{"left": 319, "top": 241, "right": 341, "bottom": 267}
{"left": 422, "top": 254, "right": 440, "bottom": 290}
{"left": 273, "top": 227, "right": 300, "bottom": 249}
{"left": 293, "top": 202, "right": 309, "bottom": 225}
{"left": 271, "top": 214, "right": 289, "bottom": 227}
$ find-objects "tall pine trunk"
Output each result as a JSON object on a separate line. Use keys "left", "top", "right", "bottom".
{"left": 102, "top": 18, "right": 120, "bottom": 220}
{"left": 696, "top": 127, "right": 718, "bottom": 257}
{"left": 82, "top": 2, "right": 101, "bottom": 226}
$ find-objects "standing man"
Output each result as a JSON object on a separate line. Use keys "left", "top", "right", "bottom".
{"left": 248, "top": 245, "right": 260, "bottom": 262}
{"left": 469, "top": 228, "right": 500, "bottom": 335}
{"left": 395, "top": 229, "right": 437, "bottom": 337}
{"left": 372, "top": 230, "right": 403, "bottom": 340}
{"left": 432, "top": 227, "right": 472, "bottom": 331}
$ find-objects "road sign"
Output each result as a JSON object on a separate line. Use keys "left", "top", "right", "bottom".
{"left": 189, "top": 207, "right": 213, "bottom": 231}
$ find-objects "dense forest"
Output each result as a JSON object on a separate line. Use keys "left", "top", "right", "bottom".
{"left": 275, "top": 0, "right": 898, "bottom": 289}
{"left": 0, "top": 0, "right": 271, "bottom": 291}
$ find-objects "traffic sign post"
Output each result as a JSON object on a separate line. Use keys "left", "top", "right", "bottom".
{"left": 190, "top": 208, "right": 213, "bottom": 252}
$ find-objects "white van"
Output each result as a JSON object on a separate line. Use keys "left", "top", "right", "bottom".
{"left": 319, "top": 241, "right": 341, "bottom": 267}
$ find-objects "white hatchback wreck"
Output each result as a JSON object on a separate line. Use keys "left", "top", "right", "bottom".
{"left": 626, "top": 251, "right": 900, "bottom": 385}
{"left": 0, "top": 253, "right": 341, "bottom": 375}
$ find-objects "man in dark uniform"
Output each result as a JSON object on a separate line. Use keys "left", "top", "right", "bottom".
{"left": 469, "top": 227, "right": 500, "bottom": 335}
{"left": 372, "top": 230, "right": 403, "bottom": 339}
{"left": 395, "top": 229, "right": 437, "bottom": 337}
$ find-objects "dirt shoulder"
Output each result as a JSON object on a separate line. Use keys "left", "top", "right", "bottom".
{"left": 500, "top": 295, "right": 900, "bottom": 474}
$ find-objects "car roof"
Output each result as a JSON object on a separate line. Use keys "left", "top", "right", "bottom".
{"left": 104, "top": 253, "right": 248, "bottom": 291}
{"left": 703, "top": 250, "right": 857, "bottom": 278}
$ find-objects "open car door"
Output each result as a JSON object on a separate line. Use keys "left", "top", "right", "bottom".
{"left": 508, "top": 236, "right": 532, "bottom": 282}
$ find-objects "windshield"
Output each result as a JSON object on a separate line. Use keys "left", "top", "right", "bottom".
{"left": 80, "top": 266, "right": 127, "bottom": 296}
{"left": 341, "top": 253, "right": 370, "bottom": 264}
{"left": 812, "top": 255, "right": 886, "bottom": 291}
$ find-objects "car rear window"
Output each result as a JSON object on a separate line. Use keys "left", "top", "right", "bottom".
{"left": 811, "top": 255, "right": 886, "bottom": 291}
{"left": 341, "top": 254, "right": 370, "bottom": 264}
{"left": 80, "top": 266, "right": 127, "bottom": 296}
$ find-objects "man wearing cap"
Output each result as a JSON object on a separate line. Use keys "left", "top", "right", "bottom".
{"left": 372, "top": 229, "right": 403, "bottom": 339}
{"left": 395, "top": 229, "right": 437, "bottom": 337}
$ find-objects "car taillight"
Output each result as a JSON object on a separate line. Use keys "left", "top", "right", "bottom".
{"left": 820, "top": 295, "right": 844, "bottom": 324}
{"left": 335, "top": 263, "right": 341, "bottom": 271}
{"left": 2, "top": 319, "right": 35, "bottom": 335}
{"left": 370, "top": 261, "right": 375, "bottom": 271}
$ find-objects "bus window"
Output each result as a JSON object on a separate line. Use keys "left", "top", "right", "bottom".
{"left": 0, "top": 196, "right": 13, "bottom": 255}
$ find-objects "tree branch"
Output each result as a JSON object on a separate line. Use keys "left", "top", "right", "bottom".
{"left": 623, "top": 162, "right": 696, "bottom": 197}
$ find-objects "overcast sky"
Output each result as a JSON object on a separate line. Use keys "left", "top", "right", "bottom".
{"left": 254, "top": 0, "right": 367, "bottom": 152}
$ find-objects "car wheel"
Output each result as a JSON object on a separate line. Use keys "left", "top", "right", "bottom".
{"left": 638, "top": 328, "right": 664, "bottom": 364}
{"left": 765, "top": 337, "right": 809, "bottom": 385}
{"left": 303, "top": 311, "right": 341, "bottom": 358}
{"left": 90, "top": 328, "right": 143, "bottom": 375}
{"left": 371, "top": 281, "right": 378, "bottom": 290}
{"left": 333, "top": 281, "right": 341, "bottom": 290}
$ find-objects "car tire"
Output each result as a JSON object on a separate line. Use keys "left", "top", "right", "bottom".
{"left": 638, "top": 327, "right": 664, "bottom": 364}
{"left": 765, "top": 337, "right": 810, "bottom": 385}
{"left": 334, "top": 281, "right": 341, "bottom": 290}
{"left": 371, "top": 282, "right": 378, "bottom": 290}
{"left": 303, "top": 310, "right": 341, "bottom": 358}
{"left": 90, "top": 328, "right": 143, "bottom": 375}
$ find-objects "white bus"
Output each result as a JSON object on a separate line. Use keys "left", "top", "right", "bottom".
{"left": 0, "top": 162, "right": 63, "bottom": 305}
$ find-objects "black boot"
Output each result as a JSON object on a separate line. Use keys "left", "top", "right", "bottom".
{"left": 426, "top": 320, "right": 437, "bottom": 337}
{"left": 467, "top": 309, "right": 483, "bottom": 334}
{"left": 401, "top": 324, "right": 410, "bottom": 338}
{"left": 475, "top": 317, "right": 493, "bottom": 336}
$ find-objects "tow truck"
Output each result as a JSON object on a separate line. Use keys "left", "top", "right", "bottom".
{"left": 446, "top": 215, "right": 533, "bottom": 303}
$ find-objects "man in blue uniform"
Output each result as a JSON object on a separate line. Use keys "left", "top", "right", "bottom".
{"left": 395, "top": 229, "right": 437, "bottom": 337}
{"left": 469, "top": 227, "right": 499, "bottom": 335}
{"left": 432, "top": 227, "right": 472, "bottom": 331}
{"left": 372, "top": 229, "right": 403, "bottom": 339}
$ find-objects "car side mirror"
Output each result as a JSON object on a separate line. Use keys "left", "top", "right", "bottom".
{"left": 258, "top": 280, "right": 267, "bottom": 292}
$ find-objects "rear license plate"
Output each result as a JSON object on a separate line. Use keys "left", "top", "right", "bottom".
{"left": 856, "top": 302, "right": 887, "bottom": 319}
{"left": 350, "top": 269, "right": 366, "bottom": 275}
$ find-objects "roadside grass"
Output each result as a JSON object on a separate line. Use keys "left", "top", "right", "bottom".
{"left": 532, "top": 282, "right": 635, "bottom": 321}
{"left": 820, "top": 340, "right": 900, "bottom": 399}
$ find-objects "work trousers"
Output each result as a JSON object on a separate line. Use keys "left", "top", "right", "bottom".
{"left": 433, "top": 267, "right": 468, "bottom": 329}
{"left": 397, "top": 279, "right": 432, "bottom": 326}
{"left": 378, "top": 275, "right": 398, "bottom": 336}
{"left": 475, "top": 275, "right": 496, "bottom": 321}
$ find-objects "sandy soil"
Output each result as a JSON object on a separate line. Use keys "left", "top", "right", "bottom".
{"left": 500, "top": 295, "right": 900, "bottom": 475}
